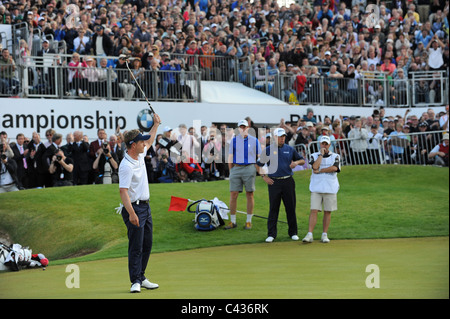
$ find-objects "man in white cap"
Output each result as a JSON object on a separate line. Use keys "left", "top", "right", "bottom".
{"left": 226, "top": 119, "right": 262, "bottom": 230}
{"left": 259, "top": 128, "right": 305, "bottom": 242}
{"left": 302, "top": 135, "right": 341, "bottom": 243}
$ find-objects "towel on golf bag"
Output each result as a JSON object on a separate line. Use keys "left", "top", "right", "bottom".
{"left": 0, "top": 243, "right": 49, "bottom": 271}
{"left": 212, "top": 197, "right": 229, "bottom": 220}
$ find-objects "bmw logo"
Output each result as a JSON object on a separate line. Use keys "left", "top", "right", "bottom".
{"left": 137, "top": 109, "right": 154, "bottom": 132}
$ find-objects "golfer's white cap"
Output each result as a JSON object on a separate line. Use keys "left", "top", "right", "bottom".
{"left": 163, "top": 126, "right": 172, "bottom": 132}
{"left": 238, "top": 120, "right": 249, "bottom": 127}
{"left": 273, "top": 128, "right": 287, "bottom": 137}
{"left": 319, "top": 135, "right": 331, "bottom": 145}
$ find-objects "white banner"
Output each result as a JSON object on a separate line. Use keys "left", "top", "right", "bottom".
{"left": 0, "top": 98, "right": 445, "bottom": 142}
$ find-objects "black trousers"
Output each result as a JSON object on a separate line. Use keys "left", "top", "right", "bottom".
{"left": 267, "top": 177, "right": 297, "bottom": 238}
{"left": 122, "top": 202, "right": 153, "bottom": 285}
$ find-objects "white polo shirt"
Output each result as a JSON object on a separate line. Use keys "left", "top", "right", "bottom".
{"left": 309, "top": 152, "right": 341, "bottom": 194}
{"left": 119, "top": 146, "right": 149, "bottom": 203}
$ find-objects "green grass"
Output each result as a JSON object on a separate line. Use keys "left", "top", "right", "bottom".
{"left": 1, "top": 237, "right": 448, "bottom": 299}
{"left": 0, "top": 165, "right": 448, "bottom": 266}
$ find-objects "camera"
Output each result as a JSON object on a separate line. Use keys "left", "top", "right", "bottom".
{"left": 0, "top": 144, "right": 5, "bottom": 160}
{"left": 0, "top": 145, "right": 6, "bottom": 160}
{"left": 102, "top": 142, "right": 110, "bottom": 154}
{"left": 56, "top": 155, "right": 62, "bottom": 161}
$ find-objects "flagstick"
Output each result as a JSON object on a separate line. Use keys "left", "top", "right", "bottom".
{"left": 187, "top": 199, "right": 288, "bottom": 224}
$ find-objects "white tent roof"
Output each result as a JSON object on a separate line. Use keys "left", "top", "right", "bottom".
{"left": 200, "top": 81, "right": 288, "bottom": 105}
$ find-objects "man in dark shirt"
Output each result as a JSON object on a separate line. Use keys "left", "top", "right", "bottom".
{"left": 259, "top": 128, "right": 305, "bottom": 242}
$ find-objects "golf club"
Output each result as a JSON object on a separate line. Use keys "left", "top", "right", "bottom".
{"left": 187, "top": 199, "right": 287, "bottom": 224}
{"left": 125, "top": 59, "right": 158, "bottom": 119}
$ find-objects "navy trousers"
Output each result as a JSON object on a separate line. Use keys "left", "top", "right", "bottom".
{"left": 267, "top": 177, "right": 298, "bottom": 238}
{"left": 122, "top": 202, "right": 153, "bottom": 285}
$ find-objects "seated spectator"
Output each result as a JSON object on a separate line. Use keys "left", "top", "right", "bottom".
{"left": 428, "top": 133, "right": 449, "bottom": 166}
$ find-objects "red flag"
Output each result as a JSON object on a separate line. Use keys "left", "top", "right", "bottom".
{"left": 168, "top": 196, "right": 189, "bottom": 211}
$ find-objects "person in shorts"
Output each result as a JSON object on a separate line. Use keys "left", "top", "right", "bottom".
{"left": 302, "top": 135, "right": 341, "bottom": 243}
{"left": 225, "top": 119, "right": 261, "bottom": 230}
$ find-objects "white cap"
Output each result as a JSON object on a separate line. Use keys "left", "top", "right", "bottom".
{"left": 163, "top": 126, "right": 172, "bottom": 132}
{"left": 238, "top": 120, "right": 249, "bottom": 127}
{"left": 319, "top": 135, "right": 331, "bottom": 145}
{"left": 325, "top": 51, "right": 331, "bottom": 56}
{"left": 273, "top": 128, "right": 287, "bottom": 137}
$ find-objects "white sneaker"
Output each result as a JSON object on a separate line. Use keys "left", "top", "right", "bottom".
{"left": 130, "top": 283, "right": 141, "bottom": 293}
{"left": 265, "top": 236, "right": 275, "bottom": 243}
{"left": 321, "top": 234, "right": 330, "bottom": 243}
{"left": 141, "top": 279, "right": 159, "bottom": 290}
{"left": 291, "top": 235, "right": 299, "bottom": 241}
{"left": 302, "top": 233, "right": 313, "bottom": 243}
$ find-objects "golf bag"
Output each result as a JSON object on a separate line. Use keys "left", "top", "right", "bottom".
{"left": 187, "top": 199, "right": 225, "bottom": 231}
{"left": 0, "top": 242, "right": 49, "bottom": 271}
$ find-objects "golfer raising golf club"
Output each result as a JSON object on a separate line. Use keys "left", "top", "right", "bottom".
{"left": 119, "top": 113, "right": 161, "bottom": 293}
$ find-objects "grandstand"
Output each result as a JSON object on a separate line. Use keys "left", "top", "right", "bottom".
{"left": 0, "top": 0, "right": 448, "bottom": 106}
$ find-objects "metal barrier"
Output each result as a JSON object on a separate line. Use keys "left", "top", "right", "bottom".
{"left": 411, "top": 71, "right": 446, "bottom": 107}
{"left": 1, "top": 48, "right": 448, "bottom": 108}
{"left": 0, "top": 55, "right": 201, "bottom": 101}
{"left": 294, "top": 130, "right": 448, "bottom": 168}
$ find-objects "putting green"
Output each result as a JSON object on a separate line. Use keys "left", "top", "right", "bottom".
{"left": 0, "top": 237, "right": 448, "bottom": 299}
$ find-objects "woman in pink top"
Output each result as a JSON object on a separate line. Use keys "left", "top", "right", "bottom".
{"left": 68, "top": 53, "right": 88, "bottom": 98}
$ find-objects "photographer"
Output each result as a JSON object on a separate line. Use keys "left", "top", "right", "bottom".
{"left": 176, "top": 151, "right": 204, "bottom": 182}
{"left": 0, "top": 146, "right": 20, "bottom": 193}
{"left": 92, "top": 142, "right": 119, "bottom": 184}
{"left": 49, "top": 149, "right": 74, "bottom": 187}
{"left": 157, "top": 148, "right": 177, "bottom": 183}
{"left": 202, "top": 129, "right": 224, "bottom": 181}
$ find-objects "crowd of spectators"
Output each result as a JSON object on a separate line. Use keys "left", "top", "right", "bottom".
{"left": 1, "top": 105, "right": 448, "bottom": 192}
{"left": 1, "top": 0, "right": 449, "bottom": 102}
